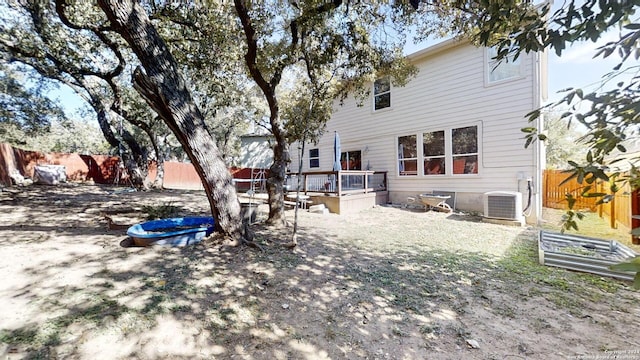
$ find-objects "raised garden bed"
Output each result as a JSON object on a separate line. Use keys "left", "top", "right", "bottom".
{"left": 538, "top": 230, "right": 637, "bottom": 281}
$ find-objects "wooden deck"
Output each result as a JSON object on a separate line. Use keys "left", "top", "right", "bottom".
{"left": 305, "top": 191, "right": 388, "bottom": 215}
{"left": 238, "top": 170, "right": 389, "bottom": 215}
{"left": 287, "top": 170, "right": 388, "bottom": 214}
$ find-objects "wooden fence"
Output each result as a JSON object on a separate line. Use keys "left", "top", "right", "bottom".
{"left": 543, "top": 169, "right": 634, "bottom": 231}
{"left": 0, "top": 143, "right": 267, "bottom": 191}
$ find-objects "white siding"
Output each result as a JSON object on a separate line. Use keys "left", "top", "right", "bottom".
{"left": 240, "top": 136, "right": 273, "bottom": 169}
{"left": 293, "top": 41, "right": 545, "bottom": 223}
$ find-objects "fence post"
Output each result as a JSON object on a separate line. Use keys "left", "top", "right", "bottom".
{"left": 633, "top": 189, "right": 640, "bottom": 244}
{"left": 610, "top": 190, "right": 617, "bottom": 229}
{"left": 543, "top": 170, "right": 548, "bottom": 208}
{"left": 598, "top": 181, "right": 604, "bottom": 218}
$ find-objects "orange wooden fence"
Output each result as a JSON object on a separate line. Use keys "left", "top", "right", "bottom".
{"left": 543, "top": 169, "right": 633, "bottom": 231}
{"left": 0, "top": 143, "right": 268, "bottom": 191}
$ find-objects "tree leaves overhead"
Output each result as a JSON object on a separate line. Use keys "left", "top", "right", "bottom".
{"left": 0, "top": 67, "right": 66, "bottom": 142}
{"left": 0, "top": 1, "right": 162, "bottom": 188}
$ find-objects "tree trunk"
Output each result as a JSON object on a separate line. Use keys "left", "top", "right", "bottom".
{"left": 119, "top": 125, "right": 149, "bottom": 189}
{"left": 153, "top": 155, "right": 165, "bottom": 189}
{"left": 266, "top": 113, "right": 289, "bottom": 225}
{"left": 234, "top": 0, "right": 290, "bottom": 226}
{"left": 79, "top": 75, "right": 149, "bottom": 190}
{"left": 94, "top": 106, "right": 145, "bottom": 188}
{"left": 98, "top": 0, "right": 243, "bottom": 241}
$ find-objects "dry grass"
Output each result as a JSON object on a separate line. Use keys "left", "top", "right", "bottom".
{"left": 1, "top": 185, "right": 639, "bottom": 359}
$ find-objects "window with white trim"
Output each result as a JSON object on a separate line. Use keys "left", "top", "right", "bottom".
{"left": 373, "top": 77, "right": 391, "bottom": 110}
{"left": 423, "top": 131, "right": 445, "bottom": 175}
{"left": 486, "top": 47, "right": 522, "bottom": 83}
{"left": 309, "top": 148, "right": 319, "bottom": 168}
{"left": 397, "top": 125, "right": 479, "bottom": 177}
{"left": 398, "top": 135, "right": 417, "bottom": 176}
{"left": 451, "top": 126, "right": 478, "bottom": 174}
{"left": 341, "top": 150, "right": 362, "bottom": 170}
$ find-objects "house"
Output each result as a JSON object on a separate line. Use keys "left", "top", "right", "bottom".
{"left": 292, "top": 39, "right": 547, "bottom": 224}
{"left": 235, "top": 133, "right": 274, "bottom": 192}
{"left": 239, "top": 133, "right": 273, "bottom": 170}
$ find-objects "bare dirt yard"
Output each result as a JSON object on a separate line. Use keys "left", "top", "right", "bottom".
{"left": 1, "top": 184, "right": 640, "bottom": 360}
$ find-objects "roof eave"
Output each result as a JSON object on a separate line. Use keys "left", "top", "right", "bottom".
{"left": 406, "top": 37, "right": 469, "bottom": 63}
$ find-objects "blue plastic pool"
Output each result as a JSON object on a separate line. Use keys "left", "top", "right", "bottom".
{"left": 127, "top": 216, "right": 215, "bottom": 246}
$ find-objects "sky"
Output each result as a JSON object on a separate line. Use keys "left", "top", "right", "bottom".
{"left": 56, "top": 38, "right": 623, "bottom": 119}
{"left": 545, "top": 30, "right": 635, "bottom": 104}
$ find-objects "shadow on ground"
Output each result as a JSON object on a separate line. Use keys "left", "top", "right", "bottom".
{"left": 0, "top": 185, "right": 638, "bottom": 359}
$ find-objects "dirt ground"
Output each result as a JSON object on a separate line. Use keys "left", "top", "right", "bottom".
{"left": 1, "top": 184, "right": 640, "bottom": 360}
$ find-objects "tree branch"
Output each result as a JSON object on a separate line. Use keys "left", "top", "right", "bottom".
{"left": 54, "top": 0, "right": 125, "bottom": 80}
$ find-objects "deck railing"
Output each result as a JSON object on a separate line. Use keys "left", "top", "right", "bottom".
{"left": 286, "top": 170, "right": 387, "bottom": 196}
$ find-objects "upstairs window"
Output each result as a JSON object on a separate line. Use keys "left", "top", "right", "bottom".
{"left": 373, "top": 77, "right": 391, "bottom": 111}
{"left": 487, "top": 47, "right": 522, "bottom": 83}
{"left": 309, "top": 148, "right": 319, "bottom": 168}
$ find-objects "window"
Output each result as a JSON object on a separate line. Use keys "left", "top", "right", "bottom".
{"left": 397, "top": 125, "right": 478, "bottom": 177}
{"left": 373, "top": 77, "right": 391, "bottom": 110}
{"left": 486, "top": 47, "right": 522, "bottom": 83}
{"left": 452, "top": 126, "right": 478, "bottom": 174}
{"left": 341, "top": 151, "right": 361, "bottom": 170}
{"left": 309, "top": 148, "right": 319, "bottom": 168}
{"left": 398, "top": 135, "right": 417, "bottom": 176}
{"left": 423, "top": 131, "right": 445, "bottom": 175}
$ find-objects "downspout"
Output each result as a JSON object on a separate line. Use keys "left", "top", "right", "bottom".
{"left": 534, "top": 0, "right": 552, "bottom": 225}
{"left": 532, "top": 48, "right": 547, "bottom": 226}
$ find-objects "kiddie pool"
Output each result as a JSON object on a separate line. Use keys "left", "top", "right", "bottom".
{"left": 127, "top": 216, "right": 215, "bottom": 247}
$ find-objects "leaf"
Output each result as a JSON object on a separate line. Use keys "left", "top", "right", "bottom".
{"left": 524, "top": 136, "right": 533, "bottom": 148}
{"left": 575, "top": 89, "right": 583, "bottom": 99}
{"left": 582, "top": 192, "right": 606, "bottom": 198}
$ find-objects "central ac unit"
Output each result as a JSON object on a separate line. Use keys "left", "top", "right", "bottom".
{"left": 483, "top": 191, "right": 524, "bottom": 224}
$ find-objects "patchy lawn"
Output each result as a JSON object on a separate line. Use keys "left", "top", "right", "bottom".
{"left": 1, "top": 184, "right": 639, "bottom": 359}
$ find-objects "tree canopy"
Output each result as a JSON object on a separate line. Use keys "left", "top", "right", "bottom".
{"left": 0, "top": 65, "right": 67, "bottom": 145}
{"left": 0, "top": 1, "right": 158, "bottom": 188}
{"left": 543, "top": 111, "right": 589, "bottom": 170}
